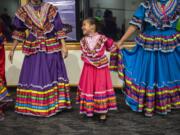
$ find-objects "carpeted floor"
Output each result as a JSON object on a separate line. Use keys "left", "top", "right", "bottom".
{"left": 0, "top": 89, "right": 180, "bottom": 135}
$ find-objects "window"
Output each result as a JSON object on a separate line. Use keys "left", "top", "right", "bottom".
{"left": 44, "top": 0, "right": 78, "bottom": 41}
{"left": 79, "top": 0, "right": 143, "bottom": 41}
{"left": 2, "top": 0, "right": 143, "bottom": 42}
{"left": 0, "top": 0, "right": 20, "bottom": 42}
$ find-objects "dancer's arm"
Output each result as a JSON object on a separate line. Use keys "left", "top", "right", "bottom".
{"left": 117, "top": 25, "right": 137, "bottom": 49}
{"left": 9, "top": 40, "right": 19, "bottom": 64}
{"left": 61, "top": 38, "right": 68, "bottom": 59}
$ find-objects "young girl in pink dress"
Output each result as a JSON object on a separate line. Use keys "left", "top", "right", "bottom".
{"left": 77, "top": 18, "right": 117, "bottom": 121}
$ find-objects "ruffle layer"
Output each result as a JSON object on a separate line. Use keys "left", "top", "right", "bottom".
{"left": 56, "top": 30, "right": 67, "bottom": 40}
{"left": 82, "top": 55, "right": 109, "bottom": 69}
{"left": 129, "top": 16, "right": 144, "bottom": 30}
{"left": 111, "top": 45, "right": 180, "bottom": 116}
{"left": 0, "top": 85, "right": 9, "bottom": 101}
{"left": 0, "top": 80, "right": 11, "bottom": 102}
{"left": 12, "top": 30, "right": 26, "bottom": 42}
{"left": 22, "top": 38, "right": 62, "bottom": 55}
{"left": 76, "top": 89, "right": 117, "bottom": 117}
{"left": 16, "top": 83, "right": 71, "bottom": 117}
{"left": 124, "top": 76, "right": 180, "bottom": 117}
{"left": 135, "top": 32, "right": 180, "bottom": 52}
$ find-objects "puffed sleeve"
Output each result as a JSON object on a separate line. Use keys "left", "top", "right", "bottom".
{"left": 106, "top": 38, "right": 118, "bottom": 71}
{"left": 129, "top": 2, "right": 146, "bottom": 30}
{"left": 54, "top": 13, "right": 67, "bottom": 40}
{"left": 105, "top": 38, "right": 116, "bottom": 52}
{"left": 12, "top": 16, "right": 26, "bottom": 42}
{"left": 110, "top": 49, "right": 119, "bottom": 72}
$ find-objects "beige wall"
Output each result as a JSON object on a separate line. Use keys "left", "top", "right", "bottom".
{"left": 5, "top": 50, "right": 123, "bottom": 87}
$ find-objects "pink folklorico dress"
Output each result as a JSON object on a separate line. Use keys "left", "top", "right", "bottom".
{"left": 77, "top": 33, "right": 117, "bottom": 117}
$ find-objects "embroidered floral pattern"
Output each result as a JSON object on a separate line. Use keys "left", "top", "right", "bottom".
{"left": 15, "top": 3, "right": 58, "bottom": 38}
{"left": 81, "top": 35, "right": 110, "bottom": 68}
{"left": 143, "top": 0, "right": 179, "bottom": 29}
{"left": 24, "top": 3, "right": 51, "bottom": 29}
{"left": 81, "top": 35, "right": 108, "bottom": 57}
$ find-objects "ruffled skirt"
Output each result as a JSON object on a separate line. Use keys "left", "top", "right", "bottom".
{"left": 16, "top": 52, "right": 71, "bottom": 117}
{"left": 77, "top": 63, "right": 117, "bottom": 117}
{"left": 115, "top": 45, "right": 180, "bottom": 116}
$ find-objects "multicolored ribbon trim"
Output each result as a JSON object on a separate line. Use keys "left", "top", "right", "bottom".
{"left": 129, "top": 16, "right": 143, "bottom": 30}
{"left": 0, "top": 80, "right": 9, "bottom": 101}
{"left": 16, "top": 83, "right": 71, "bottom": 117}
{"left": 56, "top": 30, "right": 67, "bottom": 40}
{"left": 76, "top": 89, "right": 117, "bottom": 117}
{"left": 12, "top": 30, "right": 26, "bottom": 41}
{"left": 135, "top": 32, "right": 180, "bottom": 52}
{"left": 22, "top": 38, "right": 62, "bottom": 55}
{"left": 124, "top": 76, "right": 180, "bottom": 116}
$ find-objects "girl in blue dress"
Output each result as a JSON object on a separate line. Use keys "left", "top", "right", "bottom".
{"left": 111, "top": 0, "right": 180, "bottom": 117}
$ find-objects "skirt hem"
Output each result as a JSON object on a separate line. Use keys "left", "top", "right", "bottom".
{"left": 80, "top": 108, "right": 117, "bottom": 117}
{"left": 15, "top": 106, "right": 72, "bottom": 118}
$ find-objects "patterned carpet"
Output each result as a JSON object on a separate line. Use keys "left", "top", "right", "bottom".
{"left": 0, "top": 89, "right": 180, "bottom": 135}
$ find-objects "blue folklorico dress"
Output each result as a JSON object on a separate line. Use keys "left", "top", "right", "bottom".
{"left": 111, "top": 0, "right": 180, "bottom": 116}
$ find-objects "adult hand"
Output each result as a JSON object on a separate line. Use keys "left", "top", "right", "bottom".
{"left": 8, "top": 50, "right": 14, "bottom": 64}
{"left": 116, "top": 40, "right": 125, "bottom": 50}
{"left": 62, "top": 45, "right": 68, "bottom": 59}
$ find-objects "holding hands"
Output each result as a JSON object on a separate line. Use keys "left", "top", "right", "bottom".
{"left": 115, "top": 40, "right": 125, "bottom": 50}
{"left": 115, "top": 25, "right": 138, "bottom": 50}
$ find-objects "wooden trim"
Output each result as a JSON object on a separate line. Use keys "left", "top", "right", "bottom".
{"left": 5, "top": 42, "right": 81, "bottom": 50}
{"left": 21, "top": 0, "right": 28, "bottom": 5}
{"left": 5, "top": 42, "right": 136, "bottom": 51}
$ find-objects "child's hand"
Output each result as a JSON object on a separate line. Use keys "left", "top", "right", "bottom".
{"left": 62, "top": 45, "right": 68, "bottom": 59}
